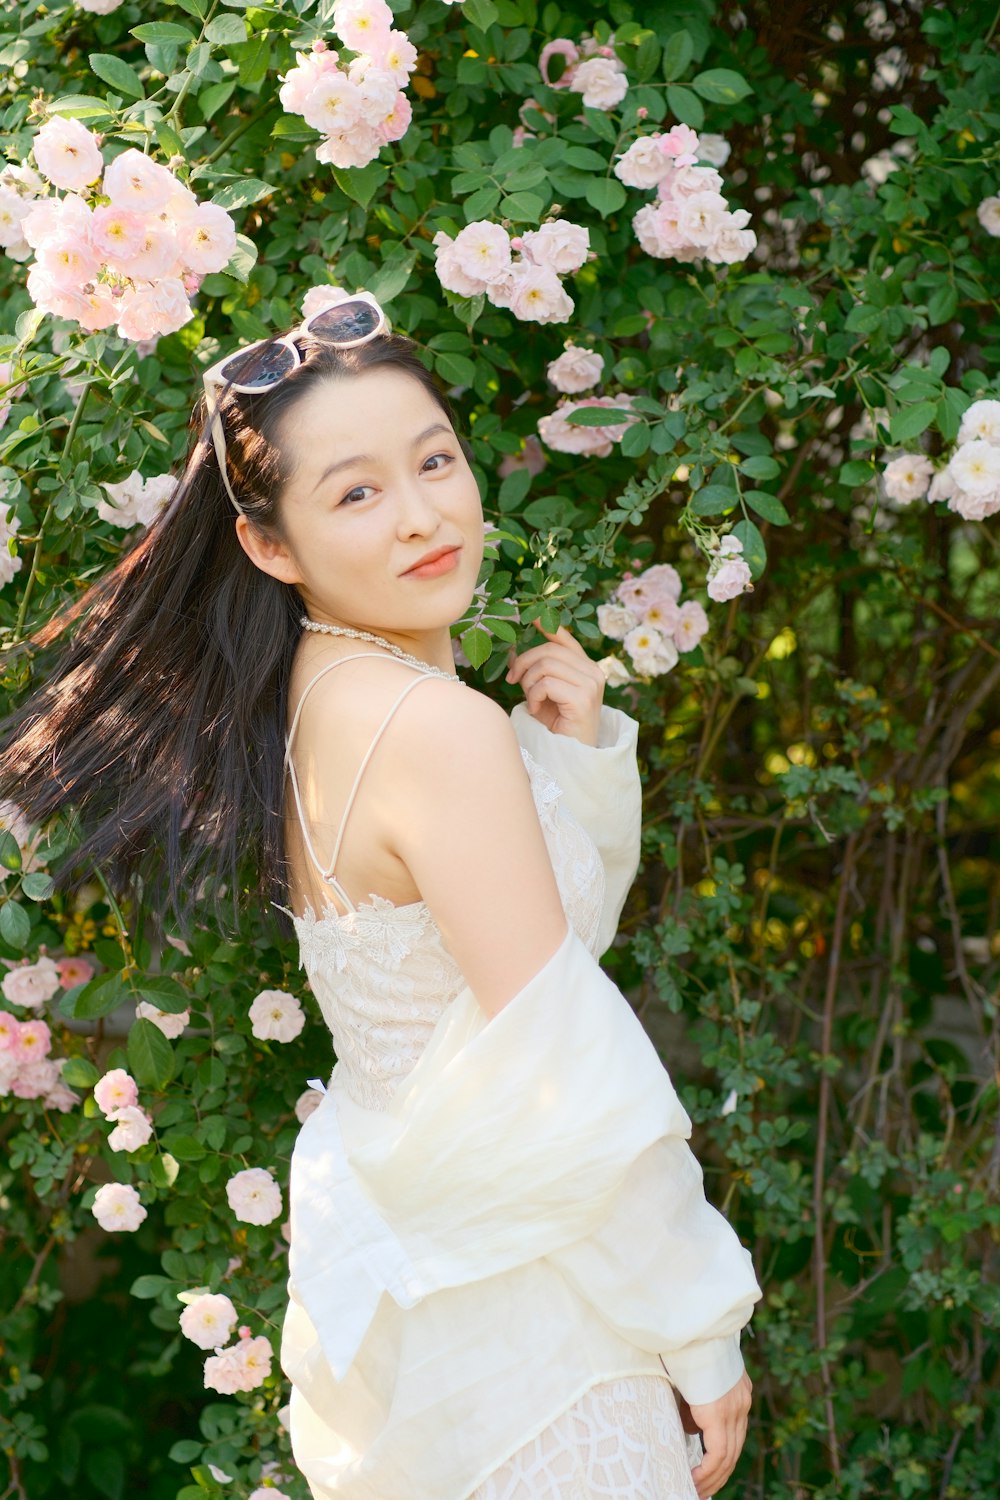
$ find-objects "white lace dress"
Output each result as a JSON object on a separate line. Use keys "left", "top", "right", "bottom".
{"left": 277, "top": 661, "right": 758, "bottom": 1500}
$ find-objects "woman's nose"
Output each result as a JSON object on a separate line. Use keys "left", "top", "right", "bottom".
{"left": 396, "top": 476, "right": 441, "bottom": 536}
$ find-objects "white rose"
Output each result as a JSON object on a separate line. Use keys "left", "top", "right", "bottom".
{"left": 520, "top": 219, "right": 589, "bottom": 274}
{"left": 676, "top": 191, "right": 730, "bottom": 248}
{"left": 614, "top": 137, "right": 668, "bottom": 190}
{"left": 624, "top": 624, "right": 678, "bottom": 677}
{"left": 107, "top": 1104, "right": 154, "bottom": 1153}
{"left": 675, "top": 600, "right": 709, "bottom": 651}
{"left": 546, "top": 344, "right": 604, "bottom": 394}
{"left": 300, "top": 284, "right": 350, "bottom": 318}
{"left": 502, "top": 263, "right": 574, "bottom": 324}
{"left": 570, "top": 55, "right": 628, "bottom": 111}
{"left": 225, "top": 1167, "right": 283, "bottom": 1225}
{"left": 697, "top": 134, "right": 731, "bottom": 168}
{"left": 882, "top": 454, "right": 934, "bottom": 504}
{"left": 707, "top": 557, "right": 753, "bottom": 602}
{"left": 597, "top": 656, "right": 633, "bottom": 687}
{"left": 596, "top": 601, "right": 640, "bottom": 640}
{"left": 976, "top": 195, "right": 1000, "bottom": 237}
{"left": 248, "top": 988, "right": 305, "bottom": 1043}
{"left": 947, "top": 487, "right": 1000, "bottom": 521}
{"left": 134, "top": 1001, "right": 189, "bottom": 1039}
{"left": 91, "top": 1182, "right": 147, "bottom": 1232}
{"left": 949, "top": 439, "right": 1000, "bottom": 495}
{"left": 957, "top": 398, "right": 1000, "bottom": 447}
{"left": 1, "top": 957, "right": 61, "bottom": 1009}
{"left": 179, "top": 1292, "right": 239, "bottom": 1351}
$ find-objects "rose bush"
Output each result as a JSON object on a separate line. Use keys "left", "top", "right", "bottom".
{"left": 1, "top": 1, "right": 999, "bottom": 1498}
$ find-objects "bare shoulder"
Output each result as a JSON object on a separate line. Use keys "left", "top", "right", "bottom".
{"left": 383, "top": 677, "right": 523, "bottom": 782}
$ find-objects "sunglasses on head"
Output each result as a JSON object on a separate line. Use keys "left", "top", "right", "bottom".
{"left": 201, "top": 291, "right": 391, "bottom": 515}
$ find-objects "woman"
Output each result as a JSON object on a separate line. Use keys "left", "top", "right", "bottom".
{"left": 0, "top": 294, "right": 761, "bottom": 1500}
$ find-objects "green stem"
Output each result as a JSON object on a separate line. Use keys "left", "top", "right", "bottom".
{"left": 11, "top": 385, "right": 90, "bottom": 644}
{"left": 203, "top": 99, "right": 276, "bottom": 166}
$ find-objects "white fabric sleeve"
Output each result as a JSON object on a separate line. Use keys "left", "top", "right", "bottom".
{"left": 509, "top": 702, "right": 643, "bottom": 954}
{"left": 288, "top": 925, "right": 763, "bottom": 1407}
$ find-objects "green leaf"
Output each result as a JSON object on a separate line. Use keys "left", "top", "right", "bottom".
{"left": 198, "top": 80, "right": 237, "bottom": 117}
{"left": 211, "top": 177, "right": 274, "bottom": 211}
{"left": 745, "top": 489, "right": 790, "bottom": 525}
{"left": 565, "top": 406, "right": 633, "bottom": 426}
{"left": 226, "top": 233, "right": 258, "bottom": 284}
{"left": 839, "top": 459, "right": 876, "bottom": 486}
{"left": 661, "top": 29, "right": 693, "bottom": 82}
{"left": 732, "top": 518, "right": 767, "bottom": 576}
{"left": 128, "top": 1017, "right": 175, "bottom": 1090}
{"left": 460, "top": 626, "right": 493, "bottom": 668}
{"left": 63, "top": 971, "right": 129, "bottom": 1021}
{"left": 47, "top": 95, "right": 115, "bottom": 120}
{"left": 463, "top": 0, "right": 499, "bottom": 30}
{"left": 20, "top": 871, "right": 54, "bottom": 901}
{"left": 131, "top": 22, "right": 195, "bottom": 44}
{"left": 689, "top": 484, "right": 738, "bottom": 516}
{"left": 463, "top": 184, "right": 502, "bottom": 221}
{"left": 130, "top": 1273, "right": 177, "bottom": 1299}
{"left": 88, "top": 53, "right": 146, "bottom": 100}
{"left": 435, "top": 352, "right": 477, "bottom": 387}
{"left": 889, "top": 401, "right": 937, "bottom": 443}
{"left": 499, "top": 191, "right": 545, "bottom": 223}
{"left": 620, "top": 421, "right": 650, "bottom": 457}
{"left": 60, "top": 1057, "right": 100, "bottom": 1089}
{"left": 0, "top": 830, "right": 21, "bottom": 871}
{"left": 367, "top": 250, "right": 417, "bottom": 304}
{"left": 585, "top": 178, "right": 627, "bottom": 217}
{"left": 136, "top": 977, "right": 190, "bottom": 1014}
{"left": 204, "top": 14, "right": 248, "bottom": 45}
{"left": 159, "top": 1133, "right": 206, "bottom": 1162}
{"left": 926, "top": 283, "right": 958, "bottom": 325}
{"left": 690, "top": 68, "right": 753, "bottom": 104}
{"left": 0, "top": 899, "right": 30, "bottom": 949}
{"left": 332, "top": 162, "right": 388, "bottom": 209}
{"left": 740, "top": 454, "right": 781, "bottom": 481}
{"left": 665, "top": 84, "right": 704, "bottom": 130}
{"left": 498, "top": 466, "right": 532, "bottom": 512}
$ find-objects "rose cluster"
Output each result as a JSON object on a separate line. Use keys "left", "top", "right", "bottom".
{"left": 0, "top": 941, "right": 93, "bottom": 1110}
{"left": 537, "top": 343, "right": 640, "bottom": 458}
{"left": 179, "top": 1292, "right": 275, "bottom": 1393}
{"left": 94, "top": 1066, "right": 154, "bottom": 1152}
{"left": 538, "top": 34, "right": 629, "bottom": 112}
{"left": 882, "top": 399, "right": 1000, "bottom": 521}
{"left": 597, "top": 563, "right": 709, "bottom": 681}
{"left": 615, "top": 123, "right": 756, "bottom": 266}
{"left": 433, "top": 218, "right": 589, "bottom": 324}
{"left": 278, "top": 0, "right": 416, "bottom": 172}
{"left": 12, "top": 120, "right": 238, "bottom": 342}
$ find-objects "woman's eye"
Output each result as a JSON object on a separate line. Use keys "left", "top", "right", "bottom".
{"left": 340, "top": 485, "right": 375, "bottom": 506}
{"left": 422, "top": 451, "right": 455, "bottom": 473}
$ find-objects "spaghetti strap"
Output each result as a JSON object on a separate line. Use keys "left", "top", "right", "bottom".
{"left": 284, "top": 652, "right": 443, "bottom": 913}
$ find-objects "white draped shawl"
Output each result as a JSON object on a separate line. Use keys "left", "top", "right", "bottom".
{"left": 280, "top": 704, "right": 763, "bottom": 1500}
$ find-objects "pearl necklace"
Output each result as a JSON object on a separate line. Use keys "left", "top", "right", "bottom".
{"left": 299, "top": 616, "right": 461, "bottom": 682}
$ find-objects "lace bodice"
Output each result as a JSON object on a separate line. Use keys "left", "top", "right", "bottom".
{"left": 289, "top": 745, "right": 605, "bottom": 1111}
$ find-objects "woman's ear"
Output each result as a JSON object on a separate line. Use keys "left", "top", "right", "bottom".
{"left": 234, "top": 514, "right": 303, "bottom": 586}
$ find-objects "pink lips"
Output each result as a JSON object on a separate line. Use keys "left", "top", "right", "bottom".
{"left": 403, "top": 545, "right": 462, "bottom": 578}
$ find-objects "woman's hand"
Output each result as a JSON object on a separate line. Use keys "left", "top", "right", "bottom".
{"left": 505, "top": 619, "right": 605, "bottom": 746}
{"left": 675, "top": 1371, "right": 753, "bottom": 1500}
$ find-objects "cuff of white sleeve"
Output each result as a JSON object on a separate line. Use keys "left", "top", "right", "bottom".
{"left": 659, "top": 1332, "right": 746, "bottom": 1407}
{"left": 511, "top": 702, "right": 638, "bottom": 759}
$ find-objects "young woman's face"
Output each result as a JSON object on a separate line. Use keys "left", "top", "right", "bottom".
{"left": 262, "top": 366, "right": 484, "bottom": 635}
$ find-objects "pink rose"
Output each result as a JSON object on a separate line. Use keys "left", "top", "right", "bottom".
{"left": 546, "top": 344, "right": 604, "bottom": 394}
{"left": 378, "top": 92, "right": 412, "bottom": 143}
{"left": 315, "top": 126, "right": 383, "bottom": 170}
{"left": 333, "top": 0, "right": 393, "bottom": 54}
{"left": 538, "top": 38, "right": 580, "bottom": 89}
{"left": 498, "top": 262, "right": 574, "bottom": 324}
{"left": 707, "top": 557, "right": 753, "bottom": 602}
{"left": 94, "top": 1067, "right": 139, "bottom": 1119}
{"left": 278, "top": 46, "right": 343, "bottom": 117}
{"left": 102, "top": 149, "right": 175, "bottom": 213}
{"left": 57, "top": 955, "right": 95, "bottom": 988}
{"left": 674, "top": 600, "right": 709, "bottom": 651}
{"left": 32, "top": 117, "right": 103, "bottom": 193}
{"left": 570, "top": 56, "right": 628, "bottom": 111}
{"left": 497, "top": 435, "right": 547, "bottom": 479}
{"left": 179, "top": 203, "right": 237, "bottom": 275}
{"left": 116, "top": 279, "right": 193, "bottom": 342}
{"left": 89, "top": 205, "right": 147, "bottom": 263}
{"left": 519, "top": 219, "right": 589, "bottom": 275}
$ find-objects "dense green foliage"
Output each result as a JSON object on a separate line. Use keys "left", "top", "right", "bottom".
{"left": 1, "top": 0, "right": 998, "bottom": 1497}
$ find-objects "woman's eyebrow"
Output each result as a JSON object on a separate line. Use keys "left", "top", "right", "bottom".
{"left": 311, "top": 422, "right": 454, "bottom": 494}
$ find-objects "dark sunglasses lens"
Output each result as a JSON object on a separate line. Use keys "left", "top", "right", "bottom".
{"left": 220, "top": 341, "right": 296, "bottom": 389}
{"left": 308, "top": 301, "right": 381, "bottom": 343}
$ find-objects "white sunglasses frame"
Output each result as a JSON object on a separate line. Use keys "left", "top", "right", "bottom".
{"left": 201, "top": 291, "right": 391, "bottom": 516}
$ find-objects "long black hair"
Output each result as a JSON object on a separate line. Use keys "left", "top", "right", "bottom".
{"left": 0, "top": 327, "right": 468, "bottom": 938}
